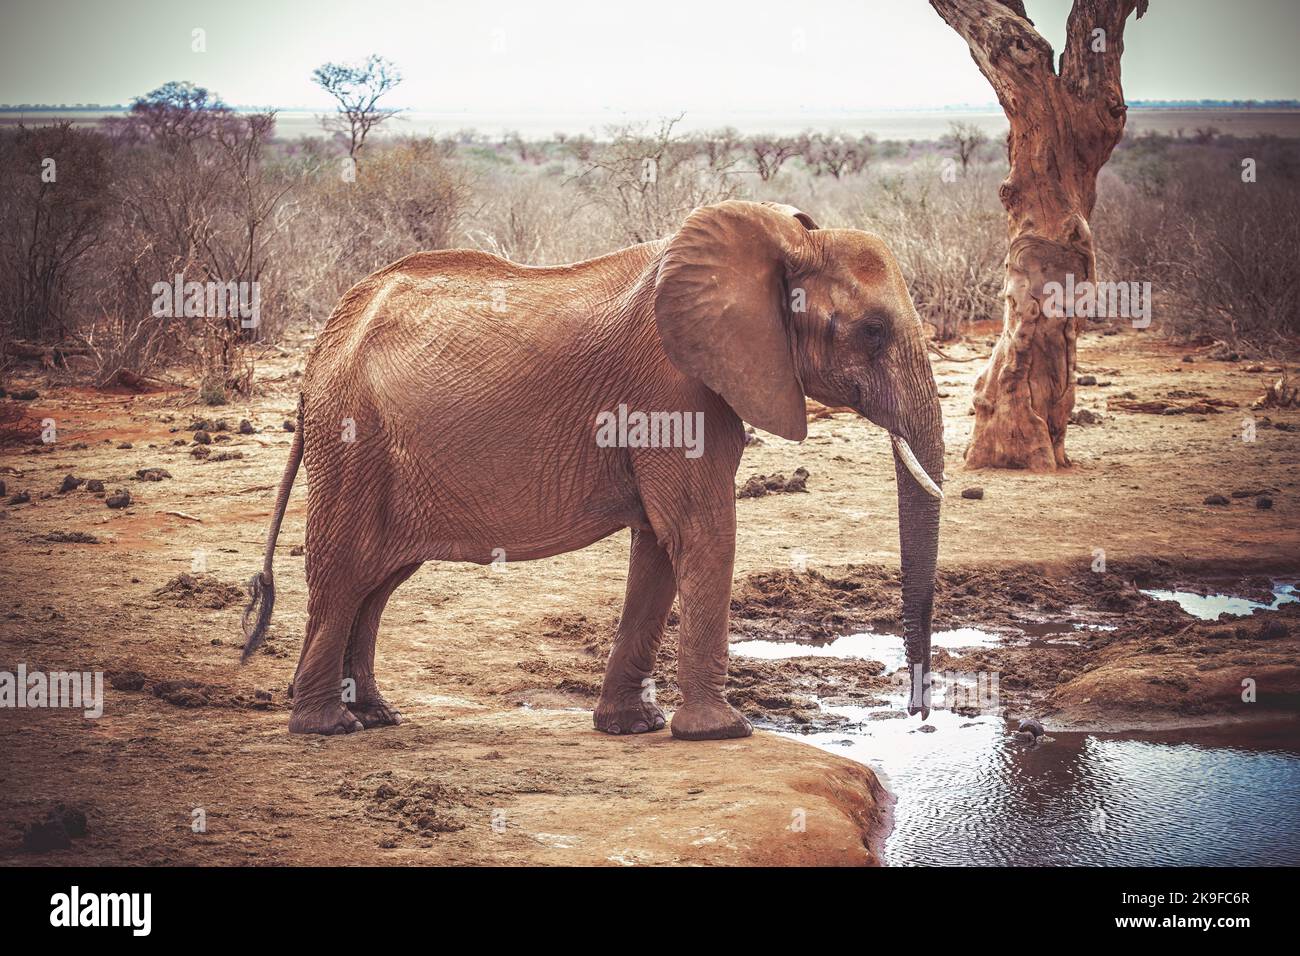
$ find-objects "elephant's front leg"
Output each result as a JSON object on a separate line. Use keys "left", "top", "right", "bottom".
{"left": 594, "top": 529, "right": 674, "bottom": 735}
{"left": 669, "top": 520, "right": 752, "bottom": 741}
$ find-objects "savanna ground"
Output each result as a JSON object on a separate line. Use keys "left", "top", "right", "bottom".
{"left": 2, "top": 322, "right": 1297, "bottom": 865}
{"left": 1, "top": 106, "right": 1299, "bottom": 865}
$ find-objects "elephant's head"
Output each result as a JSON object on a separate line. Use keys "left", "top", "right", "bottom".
{"left": 654, "top": 200, "right": 944, "bottom": 717}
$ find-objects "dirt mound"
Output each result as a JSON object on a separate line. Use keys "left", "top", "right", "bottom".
{"left": 737, "top": 468, "right": 810, "bottom": 498}
{"left": 20, "top": 804, "right": 90, "bottom": 854}
{"left": 153, "top": 572, "right": 245, "bottom": 609}
{"left": 43, "top": 530, "right": 100, "bottom": 544}
{"left": 335, "top": 771, "right": 469, "bottom": 837}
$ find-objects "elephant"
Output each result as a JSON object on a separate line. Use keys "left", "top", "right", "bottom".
{"left": 241, "top": 199, "right": 945, "bottom": 739}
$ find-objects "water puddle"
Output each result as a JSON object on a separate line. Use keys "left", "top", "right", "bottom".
{"left": 733, "top": 611, "right": 1300, "bottom": 866}
{"left": 1140, "top": 581, "right": 1296, "bottom": 620}
{"left": 732, "top": 627, "right": 999, "bottom": 674}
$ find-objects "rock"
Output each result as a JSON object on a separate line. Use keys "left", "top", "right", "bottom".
{"left": 117, "top": 441, "right": 133, "bottom": 449}
{"left": 193, "top": 429, "right": 211, "bottom": 445}
{"left": 135, "top": 468, "right": 172, "bottom": 482}
{"left": 213, "top": 419, "right": 231, "bottom": 432}
{"left": 961, "top": 486, "right": 984, "bottom": 500}
{"left": 106, "top": 489, "right": 132, "bottom": 509}
{"left": 85, "top": 479, "right": 105, "bottom": 493}
{"left": 283, "top": 419, "right": 296, "bottom": 432}
{"left": 915, "top": 724, "right": 937, "bottom": 733}
{"left": 238, "top": 419, "right": 255, "bottom": 435}
{"left": 1018, "top": 717, "right": 1045, "bottom": 737}
{"left": 191, "top": 445, "right": 210, "bottom": 459}
{"left": 10, "top": 388, "right": 39, "bottom": 401}
{"left": 1071, "top": 408, "right": 1103, "bottom": 425}
{"left": 7, "top": 491, "right": 31, "bottom": 506}
{"left": 1182, "top": 354, "right": 1195, "bottom": 363}
{"left": 1013, "top": 730, "right": 1036, "bottom": 744}
{"left": 1256, "top": 496, "right": 1274, "bottom": 510}
{"left": 58, "top": 474, "right": 84, "bottom": 493}
{"left": 1203, "top": 494, "right": 1229, "bottom": 506}
{"left": 1076, "top": 374, "right": 1097, "bottom": 386}
{"left": 0, "top": 480, "right": 5, "bottom": 497}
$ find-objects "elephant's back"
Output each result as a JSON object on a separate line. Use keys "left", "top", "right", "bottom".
{"left": 307, "top": 242, "right": 664, "bottom": 386}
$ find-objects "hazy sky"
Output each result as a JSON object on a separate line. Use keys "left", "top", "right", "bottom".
{"left": 2, "top": 0, "right": 1298, "bottom": 111}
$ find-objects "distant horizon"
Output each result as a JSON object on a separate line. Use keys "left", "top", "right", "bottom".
{"left": 5, "top": 99, "right": 1300, "bottom": 113}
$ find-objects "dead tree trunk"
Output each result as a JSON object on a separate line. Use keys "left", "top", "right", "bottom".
{"left": 931, "top": 0, "right": 1148, "bottom": 470}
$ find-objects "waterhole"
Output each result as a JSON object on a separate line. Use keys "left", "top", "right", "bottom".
{"left": 733, "top": 583, "right": 1300, "bottom": 866}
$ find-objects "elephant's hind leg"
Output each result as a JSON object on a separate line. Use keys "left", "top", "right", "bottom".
{"left": 288, "top": 558, "right": 380, "bottom": 735}
{"left": 344, "top": 563, "right": 420, "bottom": 729}
{"left": 594, "top": 529, "right": 674, "bottom": 735}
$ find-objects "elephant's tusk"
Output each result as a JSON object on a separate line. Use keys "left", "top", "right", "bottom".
{"left": 891, "top": 434, "right": 943, "bottom": 500}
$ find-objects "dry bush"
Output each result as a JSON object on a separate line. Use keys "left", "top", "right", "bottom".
{"left": 574, "top": 117, "right": 741, "bottom": 245}
{"left": 807, "top": 132, "right": 875, "bottom": 179}
{"left": 277, "top": 138, "right": 471, "bottom": 326}
{"left": 1096, "top": 134, "right": 1300, "bottom": 345}
{"left": 463, "top": 168, "right": 610, "bottom": 265}
{"left": 0, "top": 123, "right": 111, "bottom": 345}
{"left": 89, "top": 94, "right": 289, "bottom": 397}
{"left": 854, "top": 162, "right": 1005, "bottom": 340}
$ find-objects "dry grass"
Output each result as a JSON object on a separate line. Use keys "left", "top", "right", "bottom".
{"left": 2, "top": 119, "right": 1297, "bottom": 396}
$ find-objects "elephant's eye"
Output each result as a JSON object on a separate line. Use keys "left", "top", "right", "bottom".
{"left": 859, "top": 319, "right": 886, "bottom": 352}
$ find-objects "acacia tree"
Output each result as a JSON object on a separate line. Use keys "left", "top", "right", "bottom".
{"left": 312, "top": 54, "right": 403, "bottom": 163}
{"left": 941, "top": 120, "right": 988, "bottom": 173}
{"left": 931, "top": 0, "right": 1148, "bottom": 470}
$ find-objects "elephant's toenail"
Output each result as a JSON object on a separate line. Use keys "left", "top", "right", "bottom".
{"left": 632, "top": 721, "right": 648, "bottom": 733}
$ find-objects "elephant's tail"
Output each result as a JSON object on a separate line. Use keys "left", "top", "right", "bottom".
{"left": 240, "top": 397, "right": 305, "bottom": 664}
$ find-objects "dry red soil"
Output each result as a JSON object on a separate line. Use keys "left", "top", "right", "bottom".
{"left": 1, "top": 326, "right": 1297, "bottom": 865}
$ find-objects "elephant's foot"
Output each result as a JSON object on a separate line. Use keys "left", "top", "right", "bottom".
{"left": 593, "top": 689, "right": 666, "bottom": 735}
{"left": 288, "top": 700, "right": 364, "bottom": 736}
{"left": 350, "top": 694, "right": 403, "bottom": 729}
{"left": 670, "top": 699, "right": 752, "bottom": 741}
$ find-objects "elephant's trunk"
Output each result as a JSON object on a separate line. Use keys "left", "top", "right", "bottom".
{"left": 891, "top": 395, "right": 944, "bottom": 718}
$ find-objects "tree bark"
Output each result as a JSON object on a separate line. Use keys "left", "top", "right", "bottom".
{"left": 930, "top": 0, "right": 1148, "bottom": 470}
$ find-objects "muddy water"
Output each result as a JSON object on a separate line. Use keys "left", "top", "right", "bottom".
{"left": 734, "top": 585, "right": 1300, "bottom": 866}
{"left": 1140, "top": 582, "right": 1297, "bottom": 620}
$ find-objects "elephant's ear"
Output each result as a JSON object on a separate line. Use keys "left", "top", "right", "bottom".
{"left": 653, "top": 201, "right": 816, "bottom": 441}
